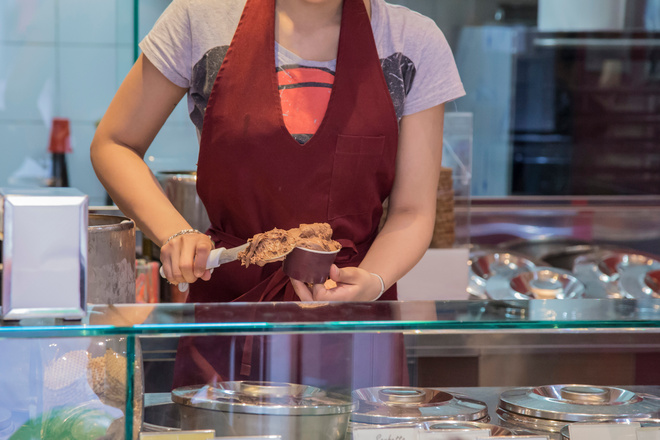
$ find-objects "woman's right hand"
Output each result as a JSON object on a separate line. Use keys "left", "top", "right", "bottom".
{"left": 159, "top": 232, "right": 215, "bottom": 285}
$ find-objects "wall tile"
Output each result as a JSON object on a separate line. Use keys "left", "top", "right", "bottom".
{"left": 68, "top": 122, "right": 107, "bottom": 205}
{"left": 169, "top": 95, "right": 192, "bottom": 124}
{"left": 116, "top": 0, "right": 135, "bottom": 45}
{"left": 0, "top": 0, "right": 56, "bottom": 43}
{"left": 58, "top": 46, "right": 117, "bottom": 123}
{"left": 138, "top": 0, "right": 172, "bottom": 42}
{"left": 0, "top": 122, "right": 51, "bottom": 188}
{"left": 0, "top": 45, "right": 57, "bottom": 122}
{"left": 58, "top": 0, "right": 116, "bottom": 44}
{"left": 116, "top": 45, "right": 135, "bottom": 88}
{"left": 145, "top": 122, "right": 200, "bottom": 174}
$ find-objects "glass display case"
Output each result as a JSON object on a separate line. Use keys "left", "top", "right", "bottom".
{"left": 2, "top": 299, "right": 660, "bottom": 439}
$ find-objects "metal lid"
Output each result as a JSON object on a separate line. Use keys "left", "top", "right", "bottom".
{"left": 486, "top": 267, "right": 585, "bottom": 300}
{"left": 172, "top": 381, "right": 354, "bottom": 416}
{"left": 351, "top": 387, "right": 489, "bottom": 424}
{"left": 573, "top": 251, "right": 660, "bottom": 299}
{"left": 468, "top": 251, "right": 540, "bottom": 299}
{"left": 425, "top": 421, "right": 514, "bottom": 436}
{"left": 498, "top": 385, "right": 660, "bottom": 424}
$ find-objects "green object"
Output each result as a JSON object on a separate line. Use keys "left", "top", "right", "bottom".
{"left": 10, "top": 406, "right": 116, "bottom": 440}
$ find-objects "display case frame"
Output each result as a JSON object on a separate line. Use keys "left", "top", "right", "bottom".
{"left": 2, "top": 299, "right": 660, "bottom": 438}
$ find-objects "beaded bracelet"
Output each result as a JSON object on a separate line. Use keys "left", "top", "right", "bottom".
{"left": 370, "top": 272, "right": 386, "bottom": 301}
{"left": 162, "top": 229, "right": 211, "bottom": 248}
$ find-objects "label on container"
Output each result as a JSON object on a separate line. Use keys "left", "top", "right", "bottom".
{"left": 569, "top": 423, "right": 640, "bottom": 440}
{"left": 637, "top": 427, "right": 660, "bottom": 440}
{"left": 352, "top": 427, "right": 418, "bottom": 440}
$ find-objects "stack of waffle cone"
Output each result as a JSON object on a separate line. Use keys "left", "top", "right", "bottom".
{"left": 431, "top": 167, "right": 455, "bottom": 248}
{"left": 378, "top": 167, "right": 455, "bottom": 248}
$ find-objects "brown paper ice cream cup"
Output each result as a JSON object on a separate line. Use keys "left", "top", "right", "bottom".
{"left": 282, "top": 246, "right": 340, "bottom": 284}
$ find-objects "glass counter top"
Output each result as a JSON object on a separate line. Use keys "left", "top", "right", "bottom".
{"left": 1, "top": 299, "right": 660, "bottom": 338}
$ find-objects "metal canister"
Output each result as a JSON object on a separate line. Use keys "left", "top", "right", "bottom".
{"left": 351, "top": 386, "right": 489, "bottom": 426}
{"left": 156, "top": 171, "right": 210, "bottom": 233}
{"left": 172, "top": 381, "right": 354, "bottom": 440}
{"left": 88, "top": 214, "right": 136, "bottom": 304}
{"left": 497, "top": 385, "right": 660, "bottom": 440}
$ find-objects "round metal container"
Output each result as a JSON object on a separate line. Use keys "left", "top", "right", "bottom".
{"left": 573, "top": 251, "right": 660, "bottom": 299}
{"left": 143, "top": 401, "right": 181, "bottom": 432}
{"left": 559, "top": 419, "right": 660, "bottom": 439}
{"left": 88, "top": 214, "right": 136, "bottom": 304}
{"left": 156, "top": 171, "right": 211, "bottom": 233}
{"left": 172, "top": 382, "right": 353, "bottom": 440}
{"left": 497, "top": 385, "right": 660, "bottom": 438}
{"left": 486, "top": 267, "right": 585, "bottom": 300}
{"left": 468, "top": 250, "right": 543, "bottom": 299}
{"left": 351, "top": 386, "right": 489, "bottom": 425}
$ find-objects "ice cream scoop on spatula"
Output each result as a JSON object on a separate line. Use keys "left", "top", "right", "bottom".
{"left": 159, "top": 241, "right": 293, "bottom": 292}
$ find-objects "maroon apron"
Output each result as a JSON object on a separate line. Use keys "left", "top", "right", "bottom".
{"left": 172, "top": 0, "right": 407, "bottom": 391}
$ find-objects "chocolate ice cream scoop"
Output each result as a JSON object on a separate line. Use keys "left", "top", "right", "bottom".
{"left": 239, "top": 223, "right": 341, "bottom": 268}
{"left": 238, "top": 228, "right": 296, "bottom": 267}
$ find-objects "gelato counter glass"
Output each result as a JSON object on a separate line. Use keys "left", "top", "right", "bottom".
{"left": 1, "top": 299, "right": 660, "bottom": 439}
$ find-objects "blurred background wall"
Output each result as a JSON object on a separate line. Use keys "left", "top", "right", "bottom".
{"left": 0, "top": 0, "right": 658, "bottom": 204}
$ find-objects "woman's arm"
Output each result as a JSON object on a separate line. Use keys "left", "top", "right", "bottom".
{"left": 292, "top": 103, "right": 445, "bottom": 301}
{"left": 91, "top": 54, "right": 213, "bottom": 285}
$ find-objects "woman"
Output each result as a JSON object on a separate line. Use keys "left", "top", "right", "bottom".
{"left": 91, "top": 0, "right": 464, "bottom": 388}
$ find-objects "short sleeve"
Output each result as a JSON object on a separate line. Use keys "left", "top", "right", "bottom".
{"left": 402, "top": 23, "right": 465, "bottom": 116}
{"left": 139, "top": 0, "right": 192, "bottom": 88}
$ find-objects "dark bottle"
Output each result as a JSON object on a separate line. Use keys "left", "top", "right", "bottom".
{"left": 47, "top": 118, "right": 71, "bottom": 187}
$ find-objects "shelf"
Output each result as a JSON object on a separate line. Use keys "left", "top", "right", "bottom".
{"left": 2, "top": 299, "right": 660, "bottom": 338}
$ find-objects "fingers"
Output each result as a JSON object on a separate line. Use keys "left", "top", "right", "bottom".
{"left": 329, "top": 264, "right": 359, "bottom": 285}
{"left": 291, "top": 279, "right": 314, "bottom": 301}
{"left": 314, "top": 265, "right": 382, "bottom": 301}
{"left": 193, "top": 244, "right": 212, "bottom": 278}
{"left": 161, "top": 233, "right": 214, "bottom": 285}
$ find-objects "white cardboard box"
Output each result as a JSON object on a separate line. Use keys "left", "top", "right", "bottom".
{"left": 398, "top": 248, "right": 469, "bottom": 301}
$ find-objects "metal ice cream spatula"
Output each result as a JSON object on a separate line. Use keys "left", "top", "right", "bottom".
{"left": 159, "top": 243, "right": 249, "bottom": 292}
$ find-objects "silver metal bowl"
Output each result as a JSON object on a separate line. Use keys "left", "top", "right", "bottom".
{"left": 573, "top": 251, "right": 660, "bottom": 299}
{"left": 486, "top": 267, "right": 585, "bottom": 300}
{"left": 468, "top": 250, "right": 542, "bottom": 299}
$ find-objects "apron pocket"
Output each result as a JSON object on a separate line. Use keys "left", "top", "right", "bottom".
{"left": 328, "top": 134, "right": 385, "bottom": 219}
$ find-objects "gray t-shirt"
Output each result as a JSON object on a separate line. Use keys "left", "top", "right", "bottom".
{"left": 140, "top": 0, "right": 465, "bottom": 139}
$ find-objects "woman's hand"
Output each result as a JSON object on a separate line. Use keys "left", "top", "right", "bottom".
{"left": 290, "top": 264, "right": 384, "bottom": 302}
{"left": 160, "top": 232, "right": 215, "bottom": 285}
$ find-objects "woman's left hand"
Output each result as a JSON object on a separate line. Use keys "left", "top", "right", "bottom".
{"left": 291, "top": 264, "right": 383, "bottom": 302}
